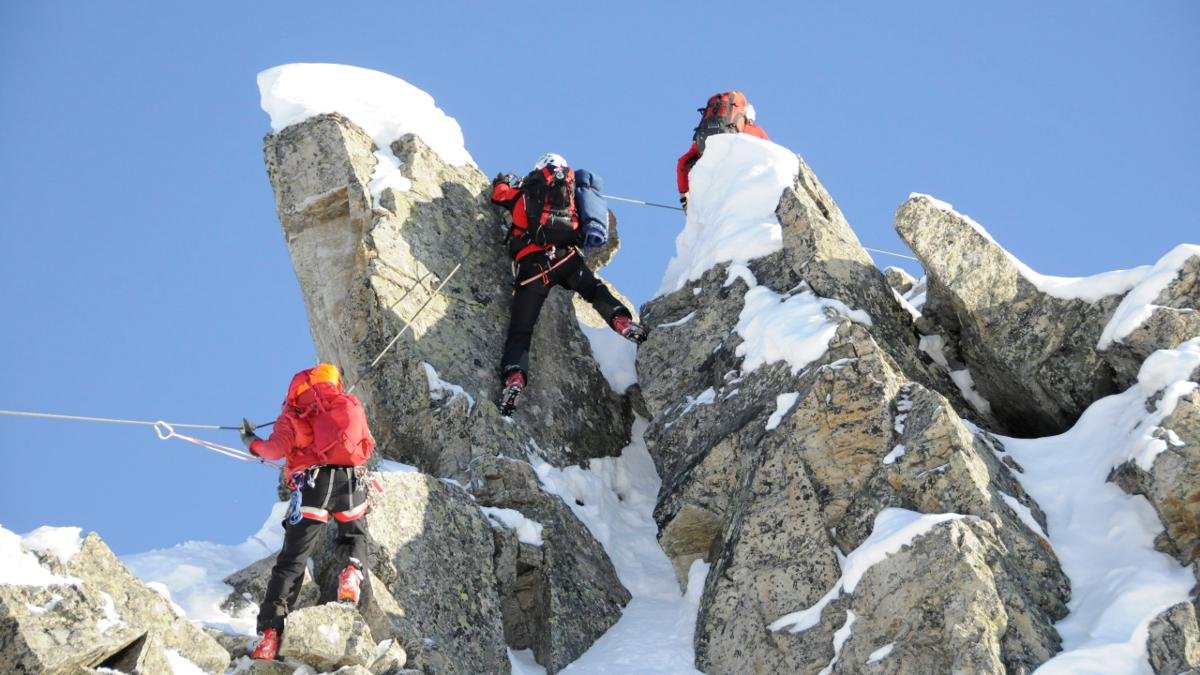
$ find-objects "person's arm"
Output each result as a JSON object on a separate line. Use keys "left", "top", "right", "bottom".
{"left": 250, "top": 413, "right": 296, "bottom": 461}
{"left": 677, "top": 144, "right": 700, "bottom": 195}
{"left": 491, "top": 174, "right": 523, "bottom": 206}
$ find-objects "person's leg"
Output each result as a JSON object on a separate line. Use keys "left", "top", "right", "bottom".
{"left": 559, "top": 255, "right": 630, "bottom": 324}
{"left": 501, "top": 262, "right": 551, "bottom": 378}
{"left": 257, "top": 517, "right": 326, "bottom": 632}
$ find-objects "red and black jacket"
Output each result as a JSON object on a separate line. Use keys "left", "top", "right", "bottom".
{"left": 676, "top": 122, "right": 770, "bottom": 194}
{"left": 491, "top": 170, "right": 580, "bottom": 262}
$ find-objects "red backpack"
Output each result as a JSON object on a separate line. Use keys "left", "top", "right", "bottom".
{"left": 521, "top": 166, "right": 579, "bottom": 246}
{"left": 693, "top": 91, "right": 749, "bottom": 153}
{"left": 296, "top": 383, "right": 374, "bottom": 467}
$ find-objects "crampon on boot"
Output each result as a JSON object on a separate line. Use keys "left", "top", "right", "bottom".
{"left": 251, "top": 627, "right": 280, "bottom": 660}
{"left": 337, "top": 560, "right": 364, "bottom": 605}
{"left": 611, "top": 315, "right": 649, "bottom": 344}
{"left": 499, "top": 370, "right": 525, "bottom": 417}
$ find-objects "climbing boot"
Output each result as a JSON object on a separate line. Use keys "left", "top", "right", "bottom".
{"left": 499, "top": 370, "right": 525, "bottom": 417}
{"left": 251, "top": 627, "right": 280, "bottom": 660}
{"left": 611, "top": 315, "right": 649, "bottom": 344}
{"left": 337, "top": 560, "right": 364, "bottom": 605}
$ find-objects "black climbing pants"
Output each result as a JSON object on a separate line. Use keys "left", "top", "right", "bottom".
{"left": 257, "top": 466, "right": 370, "bottom": 633}
{"left": 501, "top": 249, "right": 630, "bottom": 378}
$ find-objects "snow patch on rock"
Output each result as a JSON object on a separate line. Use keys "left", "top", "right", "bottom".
{"left": 258, "top": 63, "right": 473, "bottom": 208}
{"left": 1098, "top": 244, "right": 1200, "bottom": 349}
{"left": 658, "top": 134, "right": 799, "bottom": 295}
{"left": 1001, "top": 338, "right": 1200, "bottom": 672}
{"left": 769, "top": 509, "right": 966, "bottom": 634}
{"left": 481, "top": 506, "right": 545, "bottom": 547}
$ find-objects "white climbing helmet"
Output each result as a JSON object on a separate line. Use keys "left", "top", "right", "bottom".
{"left": 745, "top": 104, "right": 757, "bottom": 123}
{"left": 533, "top": 152, "right": 568, "bottom": 171}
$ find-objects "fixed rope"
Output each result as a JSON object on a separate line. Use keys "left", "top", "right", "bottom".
{"left": 0, "top": 409, "right": 281, "bottom": 469}
{"left": 602, "top": 193, "right": 921, "bottom": 263}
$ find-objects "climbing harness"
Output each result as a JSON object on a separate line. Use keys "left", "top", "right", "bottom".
{"left": 517, "top": 248, "right": 577, "bottom": 287}
{"left": 346, "top": 262, "right": 463, "bottom": 394}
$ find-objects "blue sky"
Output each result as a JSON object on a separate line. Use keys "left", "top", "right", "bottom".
{"left": 1, "top": 2, "right": 1196, "bottom": 554}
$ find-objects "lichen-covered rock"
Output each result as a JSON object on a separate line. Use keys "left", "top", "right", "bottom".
{"left": 262, "top": 113, "right": 631, "bottom": 479}
{"left": 777, "top": 165, "right": 990, "bottom": 427}
{"left": 221, "top": 551, "right": 318, "bottom": 617}
{"left": 895, "top": 194, "right": 1132, "bottom": 436}
{"left": 1110, "top": 387, "right": 1200, "bottom": 565}
{"left": 639, "top": 159, "right": 1068, "bottom": 673}
{"left": 470, "top": 456, "right": 630, "bottom": 673}
{"left": 1146, "top": 602, "right": 1200, "bottom": 675}
{"left": 311, "top": 471, "right": 508, "bottom": 674}
{"left": 830, "top": 518, "right": 1014, "bottom": 674}
{"left": 368, "top": 637, "right": 408, "bottom": 674}
{"left": 0, "top": 532, "right": 230, "bottom": 673}
{"left": 278, "top": 603, "right": 376, "bottom": 671}
{"left": 883, "top": 266, "right": 917, "bottom": 295}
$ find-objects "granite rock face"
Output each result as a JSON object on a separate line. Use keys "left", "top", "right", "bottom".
{"left": 638, "top": 157, "right": 1069, "bottom": 674}
{"left": 262, "top": 113, "right": 631, "bottom": 479}
{"left": 278, "top": 603, "right": 377, "bottom": 671}
{"left": 0, "top": 533, "right": 230, "bottom": 674}
{"left": 1101, "top": 253, "right": 1200, "bottom": 388}
{"left": 470, "top": 456, "right": 630, "bottom": 673}
{"left": 1146, "top": 602, "right": 1200, "bottom": 675}
{"left": 1110, "top": 386, "right": 1200, "bottom": 566}
{"left": 896, "top": 196, "right": 1200, "bottom": 437}
{"left": 310, "top": 471, "right": 509, "bottom": 675}
{"left": 895, "top": 194, "right": 1127, "bottom": 436}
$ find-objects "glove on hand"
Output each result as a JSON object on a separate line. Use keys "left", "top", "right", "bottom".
{"left": 493, "top": 172, "right": 519, "bottom": 188}
{"left": 240, "top": 417, "right": 261, "bottom": 453}
{"left": 679, "top": 194, "right": 688, "bottom": 212}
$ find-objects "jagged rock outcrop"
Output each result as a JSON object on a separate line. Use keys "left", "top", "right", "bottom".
{"left": 639, "top": 156, "right": 1069, "bottom": 673}
{"left": 278, "top": 603, "right": 377, "bottom": 671}
{"left": 469, "top": 456, "right": 630, "bottom": 673}
{"left": 310, "top": 471, "right": 509, "bottom": 674}
{"left": 777, "top": 161, "right": 994, "bottom": 429}
{"left": 1102, "top": 254, "right": 1200, "bottom": 388}
{"left": 262, "top": 112, "right": 631, "bottom": 478}
{"left": 895, "top": 195, "right": 1200, "bottom": 436}
{"left": 0, "top": 532, "right": 230, "bottom": 673}
{"left": 1146, "top": 602, "right": 1200, "bottom": 675}
{"left": 883, "top": 266, "right": 917, "bottom": 295}
{"left": 1110, "top": 384, "right": 1200, "bottom": 566}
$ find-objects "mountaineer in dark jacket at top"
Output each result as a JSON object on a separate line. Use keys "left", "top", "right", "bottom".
{"left": 490, "top": 152, "right": 647, "bottom": 415}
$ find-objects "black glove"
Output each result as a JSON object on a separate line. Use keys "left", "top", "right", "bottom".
{"left": 679, "top": 194, "right": 688, "bottom": 212}
{"left": 240, "top": 417, "right": 261, "bottom": 453}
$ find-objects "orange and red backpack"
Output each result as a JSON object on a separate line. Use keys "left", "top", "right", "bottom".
{"left": 693, "top": 91, "right": 749, "bottom": 153}
{"left": 285, "top": 365, "right": 374, "bottom": 468}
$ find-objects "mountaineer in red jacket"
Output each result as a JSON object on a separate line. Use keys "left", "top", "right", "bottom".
{"left": 677, "top": 95, "right": 770, "bottom": 210}
{"left": 490, "top": 152, "right": 648, "bottom": 416}
{"left": 239, "top": 363, "right": 377, "bottom": 661}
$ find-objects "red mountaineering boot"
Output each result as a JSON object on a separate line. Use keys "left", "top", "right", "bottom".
{"left": 337, "top": 560, "right": 364, "bottom": 605}
{"left": 611, "top": 315, "right": 649, "bottom": 344}
{"left": 499, "top": 370, "right": 525, "bottom": 417}
{"left": 251, "top": 627, "right": 279, "bottom": 660}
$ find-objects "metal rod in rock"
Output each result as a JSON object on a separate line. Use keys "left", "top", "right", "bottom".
{"left": 347, "top": 262, "right": 463, "bottom": 394}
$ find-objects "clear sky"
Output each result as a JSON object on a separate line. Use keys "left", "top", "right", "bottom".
{"left": 1, "top": 2, "right": 1197, "bottom": 554}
